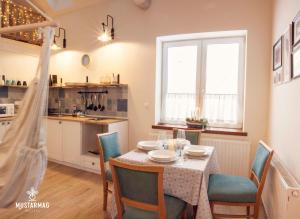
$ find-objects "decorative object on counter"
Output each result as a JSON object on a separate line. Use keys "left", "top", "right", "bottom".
{"left": 0, "top": 75, "right": 4, "bottom": 85}
{"left": 86, "top": 76, "right": 89, "bottom": 83}
{"left": 98, "top": 15, "right": 114, "bottom": 42}
{"left": 292, "top": 11, "right": 300, "bottom": 47}
{"left": 49, "top": 74, "right": 53, "bottom": 86}
{"left": 22, "top": 81, "right": 27, "bottom": 86}
{"left": 60, "top": 77, "right": 63, "bottom": 86}
{"left": 52, "top": 75, "right": 58, "bottom": 85}
{"left": 5, "top": 80, "right": 11, "bottom": 85}
{"left": 117, "top": 74, "right": 120, "bottom": 84}
{"left": 82, "top": 54, "right": 90, "bottom": 67}
{"left": 17, "top": 81, "right": 21, "bottom": 86}
{"left": 11, "top": 80, "right": 16, "bottom": 85}
{"left": 51, "top": 27, "right": 67, "bottom": 50}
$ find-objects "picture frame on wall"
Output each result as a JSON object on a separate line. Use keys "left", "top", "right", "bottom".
{"left": 282, "top": 25, "right": 292, "bottom": 83}
{"left": 292, "top": 43, "right": 300, "bottom": 79}
{"left": 273, "top": 37, "right": 283, "bottom": 71}
{"left": 292, "top": 11, "right": 300, "bottom": 47}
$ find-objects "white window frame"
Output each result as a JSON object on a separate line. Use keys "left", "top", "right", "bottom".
{"left": 155, "top": 31, "right": 247, "bottom": 129}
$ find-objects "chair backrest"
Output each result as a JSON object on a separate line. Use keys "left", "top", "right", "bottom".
{"left": 109, "top": 159, "right": 166, "bottom": 219}
{"left": 250, "top": 141, "right": 273, "bottom": 200}
{"left": 173, "top": 128, "right": 201, "bottom": 145}
{"left": 97, "top": 132, "right": 121, "bottom": 182}
{"left": 97, "top": 132, "right": 121, "bottom": 162}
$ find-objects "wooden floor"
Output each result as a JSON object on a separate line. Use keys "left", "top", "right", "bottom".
{"left": 0, "top": 162, "right": 111, "bottom": 219}
{"left": 0, "top": 162, "right": 267, "bottom": 219}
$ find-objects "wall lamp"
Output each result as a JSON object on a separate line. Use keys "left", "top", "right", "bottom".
{"left": 98, "top": 15, "right": 114, "bottom": 42}
{"left": 51, "top": 27, "right": 67, "bottom": 50}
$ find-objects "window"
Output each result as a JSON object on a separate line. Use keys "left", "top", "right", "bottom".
{"left": 158, "top": 33, "right": 245, "bottom": 129}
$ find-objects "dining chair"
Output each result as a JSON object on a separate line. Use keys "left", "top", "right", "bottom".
{"left": 172, "top": 128, "right": 201, "bottom": 145}
{"left": 97, "top": 132, "right": 121, "bottom": 211}
{"left": 109, "top": 158, "right": 187, "bottom": 219}
{"left": 208, "top": 140, "right": 274, "bottom": 219}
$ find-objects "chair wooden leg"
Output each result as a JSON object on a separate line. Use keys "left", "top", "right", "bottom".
{"left": 103, "top": 181, "right": 108, "bottom": 211}
{"left": 247, "top": 206, "right": 250, "bottom": 219}
{"left": 209, "top": 202, "right": 214, "bottom": 218}
{"left": 254, "top": 205, "right": 259, "bottom": 219}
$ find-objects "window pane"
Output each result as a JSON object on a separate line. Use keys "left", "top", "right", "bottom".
{"left": 205, "top": 43, "right": 239, "bottom": 94}
{"left": 164, "top": 45, "right": 198, "bottom": 122}
{"left": 167, "top": 46, "right": 197, "bottom": 94}
{"left": 203, "top": 42, "right": 242, "bottom": 127}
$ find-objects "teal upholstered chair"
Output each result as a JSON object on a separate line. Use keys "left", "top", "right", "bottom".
{"left": 109, "top": 159, "right": 187, "bottom": 219}
{"left": 97, "top": 132, "right": 121, "bottom": 211}
{"left": 173, "top": 128, "right": 201, "bottom": 145}
{"left": 208, "top": 141, "right": 273, "bottom": 219}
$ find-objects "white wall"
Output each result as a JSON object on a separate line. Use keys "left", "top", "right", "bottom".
{"left": 268, "top": 0, "right": 300, "bottom": 182}
{"left": 0, "top": 38, "right": 40, "bottom": 82}
{"left": 1, "top": 0, "right": 273, "bottom": 158}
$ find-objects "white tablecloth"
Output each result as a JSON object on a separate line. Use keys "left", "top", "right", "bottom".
{"left": 110, "top": 146, "right": 219, "bottom": 219}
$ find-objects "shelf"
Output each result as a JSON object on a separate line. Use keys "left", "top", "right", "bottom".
{"left": 0, "top": 85, "right": 28, "bottom": 89}
{"left": 50, "top": 83, "right": 127, "bottom": 89}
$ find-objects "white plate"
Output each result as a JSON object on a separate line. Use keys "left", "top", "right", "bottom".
{"left": 148, "top": 150, "right": 176, "bottom": 162}
{"left": 137, "top": 141, "right": 160, "bottom": 150}
{"left": 137, "top": 144, "right": 160, "bottom": 151}
{"left": 148, "top": 154, "right": 178, "bottom": 163}
{"left": 184, "top": 146, "right": 207, "bottom": 156}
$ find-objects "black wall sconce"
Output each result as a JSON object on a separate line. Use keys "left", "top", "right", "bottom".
{"left": 98, "top": 15, "right": 114, "bottom": 42}
{"left": 52, "top": 27, "right": 67, "bottom": 50}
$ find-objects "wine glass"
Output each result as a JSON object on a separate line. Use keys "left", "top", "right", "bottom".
{"left": 176, "top": 129, "right": 186, "bottom": 157}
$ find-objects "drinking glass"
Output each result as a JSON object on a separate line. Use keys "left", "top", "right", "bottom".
{"left": 176, "top": 129, "right": 186, "bottom": 157}
{"left": 157, "top": 131, "right": 168, "bottom": 150}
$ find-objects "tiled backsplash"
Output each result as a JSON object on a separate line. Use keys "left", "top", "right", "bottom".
{"left": 48, "top": 86, "right": 128, "bottom": 117}
{"left": 0, "top": 86, "right": 128, "bottom": 118}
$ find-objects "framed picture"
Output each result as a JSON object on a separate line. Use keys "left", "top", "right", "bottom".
{"left": 292, "top": 44, "right": 300, "bottom": 79}
{"left": 292, "top": 11, "right": 300, "bottom": 47}
{"left": 282, "top": 25, "right": 292, "bottom": 83}
{"left": 273, "top": 37, "right": 283, "bottom": 71}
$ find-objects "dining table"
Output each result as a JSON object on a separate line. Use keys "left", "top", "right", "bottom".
{"left": 110, "top": 145, "right": 219, "bottom": 219}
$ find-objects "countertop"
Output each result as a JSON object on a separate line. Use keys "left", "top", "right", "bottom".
{"left": 47, "top": 115, "right": 127, "bottom": 125}
{"left": 0, "top": 115, "right": 127, "bottom": 125}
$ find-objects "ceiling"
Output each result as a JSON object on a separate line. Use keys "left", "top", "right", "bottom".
{"left": 29, "top": 0, "right": 103, "bottom": 17}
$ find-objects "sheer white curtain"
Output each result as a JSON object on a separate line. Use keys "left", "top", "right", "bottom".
{"left": 163, "top": 93, "right": 196, "bottom": 124}
{"left": 0, "top": 27, "right": 54, "bottom": 207}
{"left": 203, "top": 94, "right": 242, "bottom": 128}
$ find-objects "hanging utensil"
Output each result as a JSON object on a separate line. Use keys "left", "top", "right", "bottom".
{"left": 93, "top": 94, "right": 98, "bottom": 111}
{"left": 98, "top": 94, "right": 102, "bottom": 110}
{"left": 100, "top": 92, "right": 106, "bottom": 111}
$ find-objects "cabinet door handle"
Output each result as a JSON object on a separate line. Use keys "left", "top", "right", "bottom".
{"left": 59, "top": 121, "right": 62, "bottom": 124}
{"left": 92, "top": 162, "right": 95, "bottom": 166}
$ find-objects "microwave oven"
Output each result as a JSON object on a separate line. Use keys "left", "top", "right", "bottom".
{"left": 0, "top": 104, "right": 14, "bottom": 117}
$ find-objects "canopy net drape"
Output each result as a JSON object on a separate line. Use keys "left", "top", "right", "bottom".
{"left": 0, "top": 27, "right": 54, "bottom": 207}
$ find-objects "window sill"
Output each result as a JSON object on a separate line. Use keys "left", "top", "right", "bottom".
{"left": 152, "top": 123, "right": 248, "bottom": 137}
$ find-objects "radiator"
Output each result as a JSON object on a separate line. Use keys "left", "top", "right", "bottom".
{"left": 262, "top": 154, "right": 300, "bottom": 219}
{"left": 200, "top": 137, "right": 251, "bottom": 176}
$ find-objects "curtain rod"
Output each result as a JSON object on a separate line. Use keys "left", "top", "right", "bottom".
{"left": 0, "top": 21, "right": 58, "bottom": 34}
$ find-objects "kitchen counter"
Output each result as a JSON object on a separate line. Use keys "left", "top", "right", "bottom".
{"left": 47, "top": 115, "right": 127, "bottom": 125}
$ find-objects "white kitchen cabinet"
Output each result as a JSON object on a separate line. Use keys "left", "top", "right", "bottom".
{"left": 108, "top": 121, "right": 129, "bottom": 154}
{"left": 47, "top": 120, "right": 82, "bottom": 166}
{"left": 0, "top": 120, "right": 13, "bottom": 142}
{"left": 62, "top": 121, "right": 82, "bottom": 165}
{"left": 46, "top": 120, "right": 63, "bottom": 161}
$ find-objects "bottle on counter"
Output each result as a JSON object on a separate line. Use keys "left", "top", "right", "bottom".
{"left": 0, "top": 75, "right": 4, "bottom": 85}
{"left": 49, "top": 74, "right": 53, "bottom": 86}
